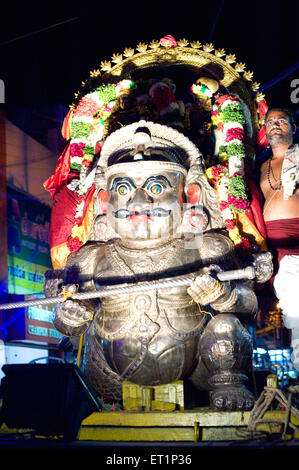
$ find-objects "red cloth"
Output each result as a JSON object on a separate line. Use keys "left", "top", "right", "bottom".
{"left": 257, "top": 125, "right": 269, "bottom": 151}
{"left": 49, "top": 178, "right": 95, "bottom": 249}
{"left": 256, "top": 98, "right": 269, "bottom": 118}
{"left": 256, "top": 98, "right": 269, "bottom": 151}
{"left": 43, "top": 143, "right": 72, "bottom": 199}
{"left": 265, "top": 217, "right": 299, "bottom": 270}
{"left": 61, "top": 109, "right": 73, "bottom": 140}
{"left": 244, "top": 162, "right": 267, "bottom": 240}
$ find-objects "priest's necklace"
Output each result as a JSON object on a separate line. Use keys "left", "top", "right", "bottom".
{"left": 267, "top": 158, "right": 282, "bottom": 191}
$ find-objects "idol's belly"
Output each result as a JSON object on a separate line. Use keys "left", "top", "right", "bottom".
{"left": 93, "top": 292, "right": 206, "bottom": 386}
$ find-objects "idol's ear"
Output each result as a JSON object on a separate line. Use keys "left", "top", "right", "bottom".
{"left": 91, "top": 188, "right": 119, "bottom": 242}
{"left": 186, "top": 184, "right": 201, "bottom": 204}
{"left": 93, "top": 165, "right": 108, "bottom": 216}
{"left": 92, "top": 213, "right": 119, "bottom": 242}
{"left": 98, "top": 189, "right": 109, "bottom": 214}
{"left": 184, "top": 167, "right": 226, "bottom": 232}
{"left": 180, "top": 204, "right": 209, "bottom": 236}
{"left": 89, "top": 167, "right": 119, "bottom": 242}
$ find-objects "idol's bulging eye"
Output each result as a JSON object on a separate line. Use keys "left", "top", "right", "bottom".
{"left": 109, "top": 177, "right": 135, "bottom": 195}
{"left": 147, "top": 182, "right": 165, "bottom": 196}
{"left": 117, "top": 183, "right": 130, "bottom": 196}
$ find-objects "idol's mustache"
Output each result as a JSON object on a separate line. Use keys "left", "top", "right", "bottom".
{"left": 113, "top": 208, "right": 171, "bottom": 218}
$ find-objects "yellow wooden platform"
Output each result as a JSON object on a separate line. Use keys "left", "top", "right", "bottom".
{"left": 1, "top": 409, "right": 298, "bottom": 442}
{"left": 77, "top": 408, "right": 299, "bottom": 442}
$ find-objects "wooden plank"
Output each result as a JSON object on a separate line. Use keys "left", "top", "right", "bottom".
{"left": 81, "top": 409, "right": 250, "bottom": 427}
{"left": 78, "top": 426, "right": 195, "bottom": 441}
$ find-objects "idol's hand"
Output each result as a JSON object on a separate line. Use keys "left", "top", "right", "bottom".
{"left": 187, "top": 273, "right": 230, "bottom": 306}
{"left": 53, "top": 284, "right": 94, "bottom": 336}
{"left": 56, "top": 298, "right": 93, "bottom": 324}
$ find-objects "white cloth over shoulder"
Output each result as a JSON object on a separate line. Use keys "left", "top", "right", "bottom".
{"left": 274, "top": 254, "right": 299, "bottom": 370}
{"left": 281, "top": 144, "right": 299, "bottom": 200}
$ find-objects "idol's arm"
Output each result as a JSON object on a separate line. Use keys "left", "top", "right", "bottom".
{"left": 189, "top": 232, "right": 258, "bottom": 319}
{"left": 44, "top": 242, "right": 105, "bottom": 337}
{"left": 188, "top": 273, "right": 257, "bottom": 318}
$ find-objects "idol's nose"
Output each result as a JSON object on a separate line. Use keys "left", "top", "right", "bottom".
{"left": 128, "top": 188, "right": 153, "bottom": 212}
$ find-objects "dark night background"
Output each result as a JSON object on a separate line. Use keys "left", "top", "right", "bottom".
{"left": 0, "top": 0, "right": 298, "bottom": 155}
{"left": 0, "top": 1, "right": 298, "bottom": 105}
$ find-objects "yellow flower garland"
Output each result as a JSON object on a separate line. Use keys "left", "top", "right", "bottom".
{"left": 71, "top": 224, "right": 85, "bottom": 241}
{"left": 205, "top": 167, "right": 244, "bottom": 247}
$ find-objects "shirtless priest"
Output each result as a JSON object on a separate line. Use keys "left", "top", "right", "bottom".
{"left": 259, "top": 108, "right": 299, "bottom": 371}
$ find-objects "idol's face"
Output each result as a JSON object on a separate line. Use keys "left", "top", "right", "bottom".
{"left": 106, "top": 162, "right": 186, "bottom": 242}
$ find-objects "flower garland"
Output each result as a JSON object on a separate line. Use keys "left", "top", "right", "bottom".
{"left": 66, "top": 80, "right": 136, "bottom": 252}
{"left": 210, "top": 94, "right": 250, "bottom": 212}
{"left": 207, "top": 94, "right": 252, "bottom": 255}
{"left": 205, "top": 164, "right": 251, "bottom": 255}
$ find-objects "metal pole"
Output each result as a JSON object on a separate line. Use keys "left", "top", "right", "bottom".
{"left": 76, "top": 334, "right": 84, "bottom": 367}
{"left": 0, "top": 265, "right": 259, "bottom": 311}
